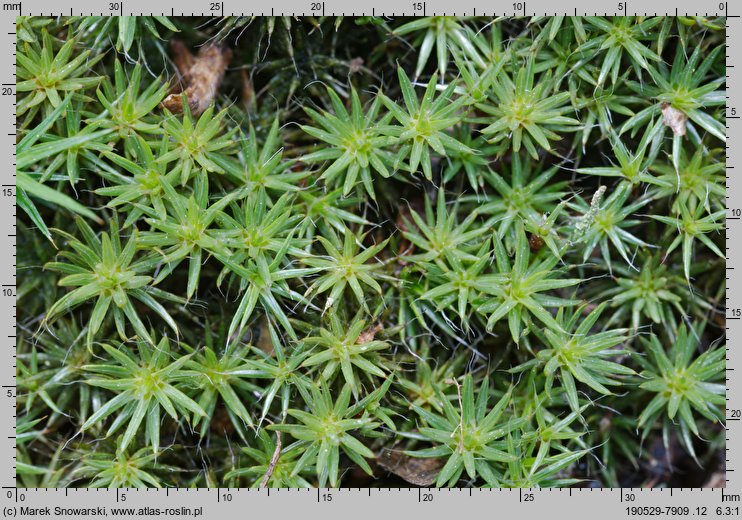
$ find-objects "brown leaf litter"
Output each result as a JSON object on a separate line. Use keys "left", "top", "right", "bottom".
{"left": 162, "top": 40, "right": 232, "bottom": 116}
{"left": 376, "top": 448, "right": 444, "bottom": 487}
{"left": 358, "top": 323, "right": 384, "bottom": 344}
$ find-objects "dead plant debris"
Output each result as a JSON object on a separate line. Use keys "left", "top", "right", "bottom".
{"left": 162, "top": 40, "right": 232, "bottom": 116}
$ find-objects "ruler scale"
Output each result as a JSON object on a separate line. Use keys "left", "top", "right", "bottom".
{"left": 6, "top": 2, "right": 740, "bottom": 518}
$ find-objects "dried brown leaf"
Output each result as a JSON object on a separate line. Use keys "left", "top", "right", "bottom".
{"left": 358, "top": 323, "right": 383, "bottom": 344}
{"left": 162, "top": 41, "right": 232, "bottom": 116}
{"left": 170, "top": 40, "right": 195, "bottom": 84}
{"left": 376, "top": 448, "right": 444, "bottom": 487}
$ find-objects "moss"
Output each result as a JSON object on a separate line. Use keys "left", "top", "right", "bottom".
{"left": 17, "top": 15, "right": 726, "bottom": 488}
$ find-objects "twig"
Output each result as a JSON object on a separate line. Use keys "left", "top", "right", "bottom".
{"left": 259, "top": 432, "right": 282, "bottom": 488}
